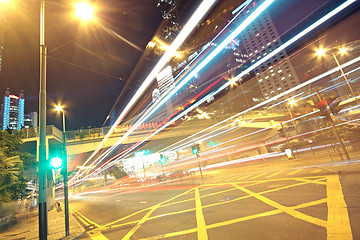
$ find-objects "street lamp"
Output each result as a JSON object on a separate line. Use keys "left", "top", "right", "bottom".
{"left": 286, "top": 99, "right": 300, "bottom": 135}
{"left": 316, "top": 47, "right": 356, "bottom": 98}
{"left": 38, "top": 1, "right": 94, "bottom": 236}
{"left": 75, "top": 2, "right": 94, "bottom": 22}
{"left": 56, "top": 105, "right": 69, "bottom": 236}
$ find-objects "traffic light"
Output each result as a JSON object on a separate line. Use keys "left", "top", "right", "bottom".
{"left": 192, "top": 144, "right": 201, "bottom": 155}
{"left": 159, "top": 154, "right": 166, "bottom": 165}
{"left": 50, "top": 156, "right": 63, "bottom": 169}
{"left": 311, "top": 97, "right": 342, "bottom": 117}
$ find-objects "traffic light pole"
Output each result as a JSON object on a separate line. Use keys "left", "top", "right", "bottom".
{"left": 39, "top": 0, "right": 48, "bottom": 238}
{"left": 61, "top": 113, "right": 70, "bottom": 236}
{"left": 196, "top": 154, "right": 203, "bottom": 181}
{"left": 316, "top": 90, "right": 350, "bottom": 161}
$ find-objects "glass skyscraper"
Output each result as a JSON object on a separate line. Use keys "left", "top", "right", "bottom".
{"left": 0, "top": 89, "right": 25, "bottom": 130}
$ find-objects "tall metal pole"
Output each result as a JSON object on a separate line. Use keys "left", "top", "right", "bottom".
{"left": 39, "top": 0, "right": 48, "bottom": 238}
{"left": 286, "top": 105, "right": 300, "bottom": 136}
{"left": 316, "top": 90, "right": 350, "bottom": 161}
{"left": 331, "top": 53, "right": 356, "bottom": 99}
{"left": 61, "top": 111, "right": 69, "bottom": 236}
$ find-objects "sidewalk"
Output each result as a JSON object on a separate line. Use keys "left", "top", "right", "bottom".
{"left": 0, "top": 207, "right": 85, "bottom": 240}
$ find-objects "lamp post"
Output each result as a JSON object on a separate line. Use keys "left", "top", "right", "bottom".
{"left": 56, "top": 105, "right": 69, "bottom": 236}
{"left": 286, "top": 99, "right": 300, "bottom": 136}
{"left": 38, "top": 0, "right": 47, "bottom": 238}
{"left": 38, "top": 2, "right": 93, "bottom": 238}
{"left": 316, "top": 47, "right": 356, "bottom": 99}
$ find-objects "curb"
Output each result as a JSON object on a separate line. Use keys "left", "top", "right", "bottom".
{"left": 69, "top": 212, "right": 86, "bottom": 240}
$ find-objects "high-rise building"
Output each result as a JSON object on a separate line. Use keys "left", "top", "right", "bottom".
{"left": 24, "top": 112, "right": 38, "bottom": 128}
{"left": 234, "top": 0, "right": 300, "bottom": 100}
{"left": 0, "top": 89, "right": 25, "bottom": 130}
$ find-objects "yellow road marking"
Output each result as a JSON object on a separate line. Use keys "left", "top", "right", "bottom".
{"left": 311, "top": 169, "right": 322, "bottom": 173}
{"left": 266, "top": 171, "right": 283, "bottom": 178}
{"left": 206, "top": 198, "right": 327, "bottom": 230}
{"left": 118, "top": 187, "right": 196, "bottom": 238}
{"left": 139, "top": 199, "right": 327, "bottom": 240}
{"left": 326, "top": 175, "right": 352, "bottom": 240}
{"left": 122, "top": 205, "right": 160, "bottom": 240}
{"left": 235, "top": 173, "right": 254, "bottom": 181}
{"left": 104, "top": 188, "right": 195, "bottom": 227}
{"left": 195, "top": 187, "right": 208, "bottom": 240}
{"left": 71, "top": 207, "right": 101, "bottom": 228}
{"left": 250, "top": 172, "right": 268, "bottom": 179}
{"left": 288, "top": 169, "right": 303, "bottom": 176}
{"left": 232, "top": 183, "right": 327, "bottom": 227}
{"left": 294, "top": 177, "right": 327, "bottom": 185}
{"left": 88, "top": 229, "right": 109, "bottom": 240}
{"left": 107, "top": 177, "right": 326, "bottom": 230}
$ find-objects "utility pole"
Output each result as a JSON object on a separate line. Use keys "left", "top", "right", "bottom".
{"left": 38, "top": 0, "right": 48, "bottom": 238}
{"left": 61, "top": 112, "right": 69, "bottom": 236}
{"left": 316, "top": 90, "right": 350, "bottom": 161}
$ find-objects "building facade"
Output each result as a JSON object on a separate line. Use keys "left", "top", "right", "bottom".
{"left": 234, "top": 0, "right": 300, "bottom": 100}
{"left": 0, "top": 89, "right": 25, "bottom": 130}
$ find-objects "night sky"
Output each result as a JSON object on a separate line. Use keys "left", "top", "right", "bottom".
{"left": 0, "top": 0, "right": 161, "bottom": 130}
{"left": 0, "top": 0, "right": 359, "bottom": 131}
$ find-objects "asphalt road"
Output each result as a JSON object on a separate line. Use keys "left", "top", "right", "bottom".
{"left": 69, "top": 154, "right": 360, "bottom": 240}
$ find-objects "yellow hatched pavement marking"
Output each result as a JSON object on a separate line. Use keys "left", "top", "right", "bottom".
{"left": 71, "top": 207, "right": 102, "bottom": 228}
{"left": 119, "top": 187, "right": 196, "bottom": 239}
{"left": 266, "top": 171, "right": 283, "bottom": 178}
{"left": 104, "top": 188, "right": 195, "bottom": 228}
{"left": 311, "top": 169, "right": 322, "bottom": 174}
{"left": 326, "top": 175, "right": 352, "bottom": 240}
{"left": 195, "top": 187, "right": 208, "bottom": 240}
{"left": 88, "top": 230, "right": 109, "bottom": 240}
{"left": 288, "top": 169, "right": 303, "bottom": 176}
{"left": 139, "top": 199, "right": 327, "bottom": 240}
{"left": 71, "top": 208, "right": 108, "bottom": 239}
{"left": 232, "top": 183, "right": 327, "bottom": 227}
{"left": 250, "top": 172, "right": 268, "bottom": 179}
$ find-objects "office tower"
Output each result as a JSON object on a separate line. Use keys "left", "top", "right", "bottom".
{"left": 0, "top": 89, "right": 25, "bottom": 130}
{"left": 234, "top": 0, "right": 300, "bottom": 100}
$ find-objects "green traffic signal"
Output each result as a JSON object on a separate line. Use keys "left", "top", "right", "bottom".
{"left": 159, "top": 154, "right": 166, "bottom": 165}
{"left": 50, "top": 156, "right": 63, "bottom": 169}
{"left": 192, "top": 144, "right": 200, "bottom": 155}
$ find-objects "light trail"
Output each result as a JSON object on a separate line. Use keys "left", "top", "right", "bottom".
{"left": 70, "top": 0, "right": 218, "bottom": 182}
{"left": 70, "top": 0, "right": 274, "bottom": 182}
{"left": 72, "top": 0, "right": 358, "bottom": 185}
{"left": 128, "top": 0, "right": 359, "bottom": 158}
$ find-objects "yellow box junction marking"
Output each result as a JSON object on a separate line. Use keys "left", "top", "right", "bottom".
{"left": 266, "top": 171, "right": 283, "bottom": 178}
{"left": 288, "top": 168, "right": 303, "bottom": 176}
{"left": 326, "top": 175, "right": 352, "bottom": 240}
{"left": 232, "top": 183, "right": 327, "bottom": 227}
{"left": 195, "top": 187, "right": 208, "bottom": 240}
{"left": 70, "top": 175, "right": 353, "bottom": 240}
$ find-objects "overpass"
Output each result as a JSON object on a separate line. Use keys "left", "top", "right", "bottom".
{"left": 20, "top": 110, "right": 285, "bottom": 168}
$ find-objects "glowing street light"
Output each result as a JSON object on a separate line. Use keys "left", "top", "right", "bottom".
{"left": 315, "top": 47, "right": 326, "bottom": 57}
{"left": 315, "top": 46, "right": 356, "bottom": 98}
{"left": 339, "top": 47, "right": 347, "bottom": 55}
{"left": 288, "top": 98, "right": 296, "bottom": 107}
{"left": 75, "top": 2, "right": 94, "bottom": 22}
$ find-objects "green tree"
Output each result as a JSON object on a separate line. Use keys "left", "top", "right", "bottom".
{"left": 0, "top": 130, "right": 36, "bottom": 202}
